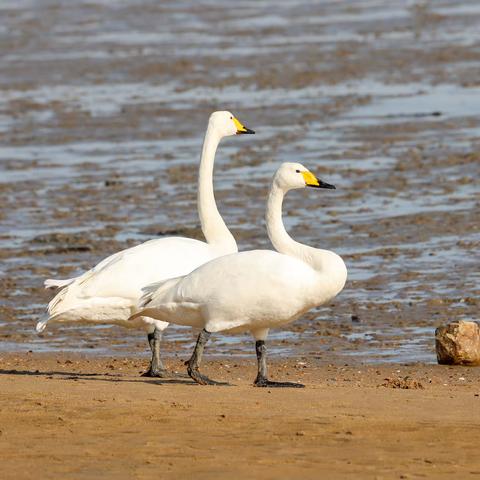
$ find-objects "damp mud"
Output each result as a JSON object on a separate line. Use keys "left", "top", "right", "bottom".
{"left": 0, "top": 0, "right": 479, "bottom": 366}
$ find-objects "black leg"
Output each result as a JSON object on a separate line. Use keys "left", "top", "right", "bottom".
{"left": 253, "top": 340, "right": 305, "bottom": 388}
{"left": 142, "top": 328, "right": 168, "bottom": 378}
{"left": 186, "top": 329, "right": 228, "bottom": 386}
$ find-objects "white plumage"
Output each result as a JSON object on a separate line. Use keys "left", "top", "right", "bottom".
{"left": 132, "top": 162, "right": 347, "bottom": 387}
{"left": 44, "top": 278, "right": 75, "bottom": 289}
{"left": 38, "top": 111, "right": 255, "bottom": 376}
{"left": 40, "top": 237, "right": 227, "bottom": 330}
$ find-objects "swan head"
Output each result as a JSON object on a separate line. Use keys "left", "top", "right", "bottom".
{"left": 209, "top": 111, "right": 255, "bottom": 138}
{"left": 274, "top": 162, "right": 336, "bottom": 192}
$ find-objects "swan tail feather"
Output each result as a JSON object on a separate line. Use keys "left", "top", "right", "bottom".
{"left": 139, "top": 276, "right": 182, "bottom": 309}
{"left": 139, "top": 281, "right": 166, "bottom": 308}
{"left": 36, "top": 314, "right": 49, "bottom": 333}
{"left": 48, "top": 286, "right": 69, "bottom": 316}
{"left": 46, "top": 268, "right": 97, "bottom": 317}
{"left": 44, "top": 278, "right": 75, "bottom": 290}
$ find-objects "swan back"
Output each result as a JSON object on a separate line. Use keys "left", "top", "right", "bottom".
{"left": 46, "top": 237, "right": 217, "bottom": 319}
{"left": 130, "top": 161, "right": 346, "bottom": 335}
{"left": 135, "top": 249, "right": 343, "bottom": 333}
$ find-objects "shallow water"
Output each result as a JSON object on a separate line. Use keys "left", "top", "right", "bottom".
{"left": 0, "top": 0, "right": 479, "bottom": 364}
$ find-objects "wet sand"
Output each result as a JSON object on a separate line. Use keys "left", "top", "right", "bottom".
{"left": 1, "top": 352, "right": 480, "bottom": 479}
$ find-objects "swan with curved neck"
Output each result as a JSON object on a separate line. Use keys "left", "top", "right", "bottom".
{"left": 38, "top": 111, "right": 255, "bottom": 377}
{"left": 133, "top": 162, "right": 347, "bottom": 387}
{"left": 197, "top": 116, "right": 238, "bottom": 253}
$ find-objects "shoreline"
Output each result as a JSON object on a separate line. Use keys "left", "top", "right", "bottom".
{"left": 1, "top": 352, "right": 479, "bottom": 479}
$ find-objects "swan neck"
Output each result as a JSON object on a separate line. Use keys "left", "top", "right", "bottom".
{"left": 265, "top": 183, "right": 335, "bottom": 266}
{"left": 266, "top": 183, "right": 302, "bottom": 257}
{"left": 266, "top": 182, "right": 348, "bottom": 298}
{"left": 197, "top": 126, "right": 237, "bottom": 252}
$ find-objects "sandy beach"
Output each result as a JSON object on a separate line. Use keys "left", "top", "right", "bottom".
{"left": 1, "top": 352, "right": 480, "bottom": 479}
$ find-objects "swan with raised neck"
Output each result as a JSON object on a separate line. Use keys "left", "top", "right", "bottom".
{"left": 38, "top": 110, "right": 255, "bottom": 379}
{"left": 198, "top": 111, "right": 254, "bottom": 253}
{"left": 132, "top": 162, "right": 347, "bottom": 387}
{"left": 266, "top": 163, "right": 347, "bottom": 301}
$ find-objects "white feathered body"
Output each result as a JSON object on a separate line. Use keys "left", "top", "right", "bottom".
{"left": 38, "top": 110, "right": 252, "bottom": 336}
{"left": 40, "top": 237, "right": 233, "bottom": 332}
{"left": 137, "top": 249, "right": 347, "bottom": 334}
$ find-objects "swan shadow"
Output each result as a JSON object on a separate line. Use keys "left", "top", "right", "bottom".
{"left": 0, "top": 368, "right": 228, "bottom": 386}
{"left": 58, "top": 375, "right": 232, "bottom": 386}
{"left": 58, "top": 375, "right": 197, "bottom": 386}
{"left": 0, "top": 368, "right": 115, "bottom": 377}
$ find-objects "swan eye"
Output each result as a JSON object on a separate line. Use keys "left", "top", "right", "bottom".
{"left": 295, "top": 169, "right": 300, "bottom": 173}
{"left": 230, "top": 116, "right": 233, "bottom": 120}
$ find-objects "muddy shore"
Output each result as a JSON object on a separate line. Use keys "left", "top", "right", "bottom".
{"left": 1, "top": 0, "right": 479, "bottom": 361}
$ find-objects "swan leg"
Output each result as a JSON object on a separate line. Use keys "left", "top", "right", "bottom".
{"left": 187, "top": 329, "right": 228, "bottom": 386}
{"left": 253, "top": 340, "right": 305, "bottom": 388}
{"left": 142, "top": 328, "right": 168, "bottom": 378}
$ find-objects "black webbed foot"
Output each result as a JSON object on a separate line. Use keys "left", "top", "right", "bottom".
{"left": 254, "top": 375, "right": 305, "bottom": 388}
{"left": 142, "top": 368, "right": 188, "bottom": 379}
{"left": 142, "top": 367, "right": 169, "bottom": 378}
{"left": 187, "top": 365, "right": 229, "bottom": 386}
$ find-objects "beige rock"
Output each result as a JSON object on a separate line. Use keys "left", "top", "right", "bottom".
{"left": 435, "top": 321, "right": 480, "bottom": 366}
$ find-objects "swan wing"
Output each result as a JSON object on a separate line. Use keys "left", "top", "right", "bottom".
{"left": 43, "top": 242, "right": 132, "bottom": 289}
{"left": 45, "top": 237, "right": 218, "bottom": 322}
{"left": 134, "top": 250, "right": 318, "bottom": 331}
{"left": 134, "top": 275, "right": 204, "bottom": 328}
{"left": 44, "top": 278, "right": 76, "bottom": 289}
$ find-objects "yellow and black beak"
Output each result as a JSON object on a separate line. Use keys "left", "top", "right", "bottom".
{"left": 302, "top": 171, "right": 336, "bottom": 189}
{"left": 233, "top": 116, "right": 255, "bottom": 135}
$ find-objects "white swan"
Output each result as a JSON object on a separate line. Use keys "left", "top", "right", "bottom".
{"left": 132, "top": 162, "right": 347, "bottom": 387}
{"left": 37, "top": 111, "right": 255, "bottom": 377}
